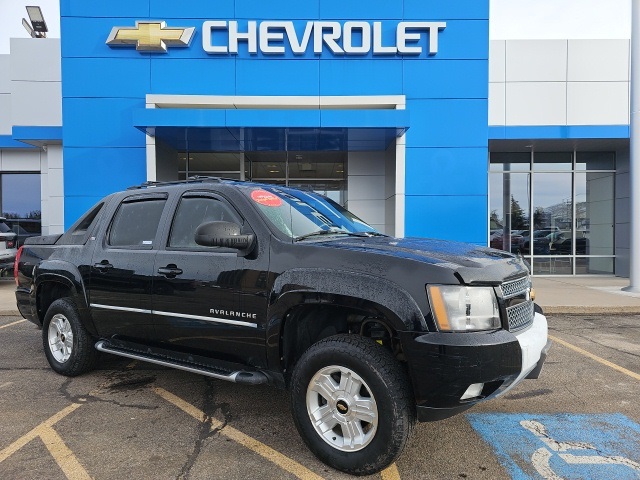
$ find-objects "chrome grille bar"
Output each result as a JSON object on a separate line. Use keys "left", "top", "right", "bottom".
{"left": 500, "top": 276, "right": 530, "bottom": 299}
{"left": 506, "top": 301, "right": 534, "bottom": 332}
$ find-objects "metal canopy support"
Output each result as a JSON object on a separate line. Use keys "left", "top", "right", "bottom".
{"left": 627, "top": 0, "right": 640, "bottom": 292}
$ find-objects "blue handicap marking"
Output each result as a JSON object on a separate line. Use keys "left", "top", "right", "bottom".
{"left": 467, "top": 413, "right": 640, "bottom": 479}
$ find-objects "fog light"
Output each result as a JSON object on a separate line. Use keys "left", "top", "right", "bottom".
{"left": 461, "top": 383, "right": 484, "bottom": 400}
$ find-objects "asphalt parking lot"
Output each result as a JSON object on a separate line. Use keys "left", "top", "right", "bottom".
{"left": 1, "top": 312, "right": 639, "bottom": 480}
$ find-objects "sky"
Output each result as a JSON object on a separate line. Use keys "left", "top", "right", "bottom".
{"left": 0, "top": 0, "right": 632, "bottom": 54}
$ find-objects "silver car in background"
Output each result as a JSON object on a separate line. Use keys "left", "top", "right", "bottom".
{"left": 0, "top": 217, "right": 18, "bottom": 274}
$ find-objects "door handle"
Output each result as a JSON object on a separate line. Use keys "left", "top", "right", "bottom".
{"left": 157, "top": 265, "right": 183, "bottom": 278}
{"left": 93, "top": 261, "right": 113, "bottom": 271}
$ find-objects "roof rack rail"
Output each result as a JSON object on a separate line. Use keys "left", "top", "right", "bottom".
{"left": 126, "top": 176, "right": 227, "bottom": 190}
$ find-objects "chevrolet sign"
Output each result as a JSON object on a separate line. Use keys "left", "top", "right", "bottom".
{"left": 203, "top": 21, "right": 446, "bottom": 56}
{"left": 107, "top": 20, "right": 446, "bottom": 56}
{"left": 106, "top": 21, "right": 194, "bottom": 52}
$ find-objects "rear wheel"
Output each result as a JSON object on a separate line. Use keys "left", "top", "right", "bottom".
{"left": 290, "top": 334, "right": 415, "bottom": 475}
{"left": 42, "top": 297, "right": 98, "bottom": 376}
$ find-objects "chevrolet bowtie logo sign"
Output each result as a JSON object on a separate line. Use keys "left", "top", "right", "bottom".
{"left": 106, "top": 21, "right": 194, "bottom": 52}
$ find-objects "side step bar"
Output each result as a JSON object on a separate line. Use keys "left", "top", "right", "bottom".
{"left": 95, "top": 340, "right": 268, "bottom": 385}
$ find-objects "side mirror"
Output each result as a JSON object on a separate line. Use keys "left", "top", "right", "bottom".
{"left": 195, "top": 221, "right": 255, "bottom": 251}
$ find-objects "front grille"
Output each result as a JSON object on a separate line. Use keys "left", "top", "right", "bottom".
{"left": 500, "top": 276, "right": 530, "bottom": 299}
{"left": 506, "top": 300, "right": 534, "bottom": 332}
{"left": 500, "top": 275, "right": 534, "bottom": 331}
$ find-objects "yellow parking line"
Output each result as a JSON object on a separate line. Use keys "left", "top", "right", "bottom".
{"left": 0, "top": 319, "right": 26, "bottom": 330}
{"left": 39, "top": 427, "right": 92, "bottom": 480}
{"left": 549, "top": 334, "right": 640, "bottom": 381}
{"left": 0, "top": 403, "right": 82, "bottom": 463}
{"left": 154, "top": 387, "right": 324, "bottom": 480}
{"left": 153, "top": 387, "right": 224, "bottom": 429}
{"left": 381, "top": 463, "right": 401, "bottom": 480}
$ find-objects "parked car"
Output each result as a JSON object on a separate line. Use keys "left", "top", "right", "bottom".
{"left": 521, "top": 228, "right": 561, "bottom": 255}
{"left": 15, "top": 178, "right": 550, "bottom": 475}
{"left": 6, "top": 219, "right": 41, "bottom": 248}
{"left": 489, "top": 231, "right": 525, "bottom": 253}
{"left": 549, "top": 231, "right": 590, "bottom": 255}
{"left": 0, "top": 217, "right": 18, "bottom": 274}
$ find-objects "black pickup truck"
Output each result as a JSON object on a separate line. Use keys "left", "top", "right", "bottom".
{"left": 15, "top": 178, "right": 550, "bottom": 475}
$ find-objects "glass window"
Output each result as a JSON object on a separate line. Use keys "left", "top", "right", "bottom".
{"left": 488, "top": 150, "right": 616, "bottom": 275}
{"left": 109, "top": 199, "right": 166, "bottom": 247}
{"left": 489, "top": 172, "right": 530, "bottom": 254}
{"left": 1, "top": 173, "right": 42, "bottom": 239}
{"left": 489, "top": 152, "right": 531, "bottom": 172}
{"left": 533, "top": 152, "right": 573, "bottom": 171}
{"left": 178, "top": 152, "right": 242, "bottom": 180}
{"left": 532, "top": 257, "right": 573, "bottom": 275}
{"left": 169, "top": 197, "right": 241, "bottom": 248}
{"left": 575, "top": 152, "right": 615, "bottom": 171}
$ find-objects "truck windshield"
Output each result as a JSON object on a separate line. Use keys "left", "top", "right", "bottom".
{"left": 244, "top": 186, "right": 381, "bottom": 241}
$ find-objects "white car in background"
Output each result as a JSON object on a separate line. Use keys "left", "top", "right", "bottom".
{"left": 0, "top": 217, "right": 18, "bottom": 274}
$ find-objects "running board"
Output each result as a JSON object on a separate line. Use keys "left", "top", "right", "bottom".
{"left": 95, "top": 340, "right": 268, "bottom": 385}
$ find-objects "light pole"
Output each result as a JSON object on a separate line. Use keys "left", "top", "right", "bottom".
{"left": 626, "top": 0, "right": 640, "bottom": 292}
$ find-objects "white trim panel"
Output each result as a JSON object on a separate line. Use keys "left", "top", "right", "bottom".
{"left": 90, "top": 304, "right": 258, "bottom": 328}
{"left": 90, "top": 303, "right": 152, "bottom": 314}
{"left": 153, "top": 310, "right": 258, "bottom": 328}
{"left": 146, "top": 94, "right": 406, "bottom": 110}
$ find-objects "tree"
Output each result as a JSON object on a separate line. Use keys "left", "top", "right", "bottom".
{"left": 510, "top": 196, "right": 527, "bottom": 229}
{"left": 533, "top": 207, "right": 546, "bottom": 229}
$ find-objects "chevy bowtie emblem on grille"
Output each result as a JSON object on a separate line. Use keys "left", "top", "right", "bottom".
{"left": 106, "top": 21, "right": 194, "bottom": 52}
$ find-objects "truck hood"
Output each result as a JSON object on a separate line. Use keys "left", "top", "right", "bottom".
{"left": 313, "top": 236, "right": 530, "bottom": 285}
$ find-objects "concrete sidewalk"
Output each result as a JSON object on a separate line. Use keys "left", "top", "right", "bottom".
{"left": 2, "top": 276, "right": 640, "bottom": 317}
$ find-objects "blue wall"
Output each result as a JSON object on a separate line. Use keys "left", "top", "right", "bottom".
{"left": 60, "top": 0, "right": 489, "bottom": 244}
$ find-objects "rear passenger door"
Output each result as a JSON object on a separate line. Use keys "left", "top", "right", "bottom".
{"left": 88, "top": 193, "right": 168, "bottom": 342}
{"left": 152, "top": 191, "right": 262, "bottom": 364}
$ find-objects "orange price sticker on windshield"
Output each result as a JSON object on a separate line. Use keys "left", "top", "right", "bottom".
{"left": 251, "top": 189, "right": 283, "bottom": 207}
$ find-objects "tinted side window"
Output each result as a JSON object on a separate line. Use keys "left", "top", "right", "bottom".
{"left": 109, "top": 199, "right": 166, "bottom": 247}
{"left": 169, "top": 197, "right": 240, "bottom": 248}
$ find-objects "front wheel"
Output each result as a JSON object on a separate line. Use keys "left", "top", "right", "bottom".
{"left": 42, "top": 297, "right": 98, "bottom": 376}
{"left": 290, "top": 335, "right": 415, "bottom": 476}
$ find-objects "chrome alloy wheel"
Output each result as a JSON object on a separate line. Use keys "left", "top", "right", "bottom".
{"left": 306, "top": 365, "right": 378, "bottom": 452}
{"left": 47, "top": 313, "right": 74, "bottom": 363}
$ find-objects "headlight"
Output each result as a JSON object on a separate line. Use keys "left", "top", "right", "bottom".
{"left": 426, "top": 285, "right": 501, "bottom": 332}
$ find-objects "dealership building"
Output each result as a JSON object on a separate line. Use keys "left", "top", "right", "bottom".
{"left": 0, "top": 0, "right": 633, "bottom": 276}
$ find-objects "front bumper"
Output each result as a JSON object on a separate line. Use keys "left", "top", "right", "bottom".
{"left": 402, "top": 312, "right": 549, "bottom": 422}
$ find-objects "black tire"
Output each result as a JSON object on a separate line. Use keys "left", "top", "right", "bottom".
{"left": 290, "top": 334, "right": 415, "bottom": 476}
{"left": 42, "top": 297, "right": 98, "bottom": 376}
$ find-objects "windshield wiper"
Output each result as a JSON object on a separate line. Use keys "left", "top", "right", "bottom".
{"left": 295, "top": 229, "right": 346, "bottom": 241}
{"left": 294, "top": 229, "right": 387, "bottom": 242}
